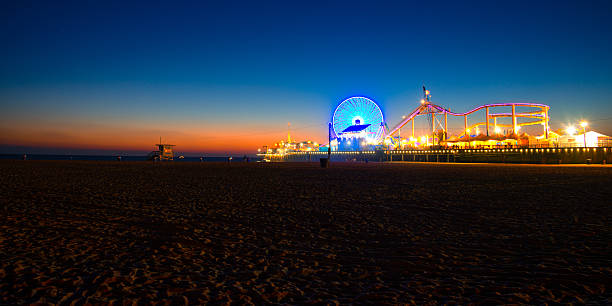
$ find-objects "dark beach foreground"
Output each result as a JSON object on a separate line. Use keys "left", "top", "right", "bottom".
{"left": 1, "top": 160, "right": 610, "bottom": 304}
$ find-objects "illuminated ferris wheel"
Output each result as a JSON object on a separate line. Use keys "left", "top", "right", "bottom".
{"left": 332, "top": 97, "right": 385, "bottom": 141}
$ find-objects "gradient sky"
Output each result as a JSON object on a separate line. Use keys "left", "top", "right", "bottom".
{"left": 1, "top": 0, "right": 612, "bottom": 155}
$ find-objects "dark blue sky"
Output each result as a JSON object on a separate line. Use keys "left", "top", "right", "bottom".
{"left": 1, "top": 0, "right": 611, "bottom": 153}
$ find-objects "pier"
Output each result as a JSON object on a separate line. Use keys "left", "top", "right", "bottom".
{"left": 266, "top": 147, "right": 612, "bottom": 164}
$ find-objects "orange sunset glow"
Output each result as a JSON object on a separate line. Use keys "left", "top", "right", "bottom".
{"left": 0, "top": 116, "right": 326, "bottom": 154}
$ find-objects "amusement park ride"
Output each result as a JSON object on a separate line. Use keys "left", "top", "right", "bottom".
{"left": 331, "top": 96, "right": 386, "bottom": 151}
{"left": 383, "top": 87, "right": 552, "bottom": 148}
{"left": 328, "top": 87, "right": 552, "bottom": 151}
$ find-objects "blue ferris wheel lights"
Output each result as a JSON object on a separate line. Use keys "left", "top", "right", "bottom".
{"left": 332, "top": 96, "right": 385, "bottom": 142}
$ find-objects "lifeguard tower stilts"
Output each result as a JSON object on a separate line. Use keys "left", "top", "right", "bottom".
{"left": 148, "top": 137, "right": 175, "bottom": 161}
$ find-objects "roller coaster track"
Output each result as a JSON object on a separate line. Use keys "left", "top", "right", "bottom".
{"left": 386, "top": 102, "right": 550, "bottom": 138}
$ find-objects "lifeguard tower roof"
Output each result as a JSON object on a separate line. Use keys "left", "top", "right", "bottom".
{"left": 341, "top": 124, "right": 371, "bottom": 133}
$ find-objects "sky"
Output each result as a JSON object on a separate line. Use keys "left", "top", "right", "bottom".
{"left": 1, "top": 0, "right": 611, "bottom": 155}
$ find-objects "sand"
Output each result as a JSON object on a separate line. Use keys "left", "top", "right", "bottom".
{"left": 1, "top": 160, "right": 610, "bottom": 304}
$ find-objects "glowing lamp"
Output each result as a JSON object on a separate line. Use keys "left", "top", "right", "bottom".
{"left": 566, "top": 126, "right": 577, "bottom": 136}
{"left": 494, "top": 127, "right": 502, "bottom": 134}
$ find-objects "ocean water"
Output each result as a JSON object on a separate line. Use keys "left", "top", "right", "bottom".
{"left": 0, "top": 154, "right": 260, "bottom": 162}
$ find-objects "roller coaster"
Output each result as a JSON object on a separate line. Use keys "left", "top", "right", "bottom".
{"left": 385, "top": 87, "right": 550, "bottom": 144}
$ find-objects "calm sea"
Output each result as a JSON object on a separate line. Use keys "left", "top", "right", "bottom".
{"left": 0, "top": 154, "right": 260, "bottom": 162}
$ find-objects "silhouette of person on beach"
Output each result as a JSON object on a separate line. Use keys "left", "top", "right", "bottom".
{"left": 22, "top": 154, "right": 27, "bottom": 160}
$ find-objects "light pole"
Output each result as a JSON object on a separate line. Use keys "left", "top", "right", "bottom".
{"left": 580, "top": 121, "right": 588, "bottom": 147}
{"left": 328, "top": 122, "right": 332, "bottom": 159}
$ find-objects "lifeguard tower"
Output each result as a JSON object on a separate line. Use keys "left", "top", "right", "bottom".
{"left": 148, "top": 137, "right": 175, "bottom": 161}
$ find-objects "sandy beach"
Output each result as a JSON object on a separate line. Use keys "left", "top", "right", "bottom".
{"left": 1, "top": 160, "right": 610, "bottom": 304}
